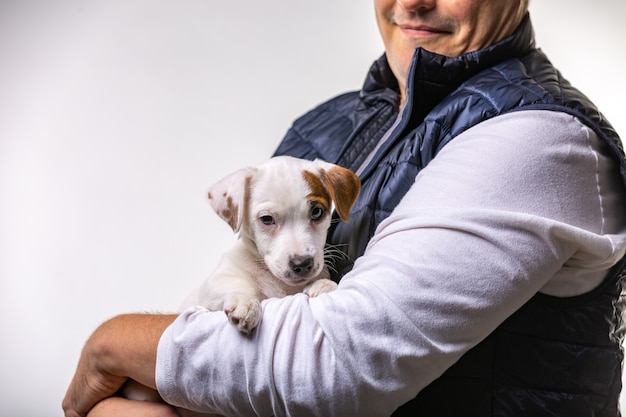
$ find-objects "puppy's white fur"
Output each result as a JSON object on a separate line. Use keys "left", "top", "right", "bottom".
{"left": 182, "top": 155, "right": 360, "bottom": 334}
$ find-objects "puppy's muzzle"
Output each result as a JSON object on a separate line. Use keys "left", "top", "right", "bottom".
{"left": 289, "top": 255, "right": 315, "bottom": 277}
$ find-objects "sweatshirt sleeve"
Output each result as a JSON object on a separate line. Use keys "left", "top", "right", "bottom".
{"left": 156, "top": 111, "right": 626, "bottom": 417}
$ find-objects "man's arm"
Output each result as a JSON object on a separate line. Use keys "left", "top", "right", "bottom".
{"left": 62, "top": 313, "right": 177, "bottom": 417}
{"left": 155, "top": 112, "right": 626, "bottom": 415}
{"left": 86, "top": 397, "right": 180, "bottom": 417}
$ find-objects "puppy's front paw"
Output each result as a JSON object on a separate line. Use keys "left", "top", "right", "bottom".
{"left": 304, "top": 278, "right": 338, "bottom": 297}
{"left": 223, "top": 296, "right": 262, "bottom": 334}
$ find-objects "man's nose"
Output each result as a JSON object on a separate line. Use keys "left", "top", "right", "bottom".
{"left": 396, "top": 0, "right": 436, "bottom": 13}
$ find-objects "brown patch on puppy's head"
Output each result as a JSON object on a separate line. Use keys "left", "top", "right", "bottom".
{"left": 302, "top": 170, "right": 332, "bottom": 219}
{"left": 303, "top": 165, "right": 360, "bottom": 222}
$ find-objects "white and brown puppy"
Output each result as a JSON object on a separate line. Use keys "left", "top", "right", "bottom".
{"left": 183, "top": 155, "right": 361, "bottom": 334}
{"left": 123, "top": 156, "right": 360, "bottom": 402}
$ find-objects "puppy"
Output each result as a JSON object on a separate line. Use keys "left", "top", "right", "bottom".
{"left": 182, "top": 155, "right": 361, "bottom": 334}
{"left": 123, "top": 156, "right": 360, "bottom": 403}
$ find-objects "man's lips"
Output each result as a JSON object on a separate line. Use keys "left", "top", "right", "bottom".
{"left": 397, "top": 23, "right": 448, "bottom": 37}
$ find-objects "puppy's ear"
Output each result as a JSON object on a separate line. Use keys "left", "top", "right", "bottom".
{"left": 207, "top": 167, "right": 256, "bottom": 232}
{"left": 315, "top": 160, "right": 361, "bottom": 222}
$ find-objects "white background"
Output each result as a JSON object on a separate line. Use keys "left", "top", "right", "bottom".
{"left": 1, "top": 1, "right": 624, "bottom": 415}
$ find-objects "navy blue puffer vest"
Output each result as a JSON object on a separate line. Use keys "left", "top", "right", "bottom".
{"left": 275, "top": 14, "right": 626, "bottom": 416}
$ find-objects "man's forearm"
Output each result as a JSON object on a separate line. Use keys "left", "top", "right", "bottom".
{"left": 63, "top": 313, "right": 178, "bottom": 417}
{"left": 97, "top": 314, "right": 177, "bottom": 388}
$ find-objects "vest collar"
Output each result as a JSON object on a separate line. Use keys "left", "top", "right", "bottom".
{"left": 363, "top": 13, "right": 536, "bottom": 119}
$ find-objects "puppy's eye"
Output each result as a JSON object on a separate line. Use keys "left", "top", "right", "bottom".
{"left": 260, "top": 215, "right": 274, "bottom": 225}
{"left": 310, "top": 206, "right": 325, "bottom": 222}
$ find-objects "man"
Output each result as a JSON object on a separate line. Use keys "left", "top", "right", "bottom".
{"left": 63, "top": 0, "right": 626, "bottom": 416}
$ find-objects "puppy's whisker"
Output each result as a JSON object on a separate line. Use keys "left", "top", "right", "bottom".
{"left": 329, "top": 215, "right": 344, "bottom": 225}
{"left": 252, "top": 257, "right": 267, "bottom": 270}
{"left": 323, "top": 243, "right": 352, "bottom": 275}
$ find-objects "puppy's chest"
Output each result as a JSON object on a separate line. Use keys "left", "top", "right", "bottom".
{"left": 254, "top": 271, "right": 307, "bottom": 299}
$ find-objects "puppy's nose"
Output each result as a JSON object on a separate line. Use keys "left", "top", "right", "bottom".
{"left": 289, "top": 256, "right": 314, "bottom": 276}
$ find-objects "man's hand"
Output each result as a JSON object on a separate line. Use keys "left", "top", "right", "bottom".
{"left": 62, "top": 314, "right": 177, "bottom": 417}
{"left": 62, "top": 345, "right": 126, "bottom": 417}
